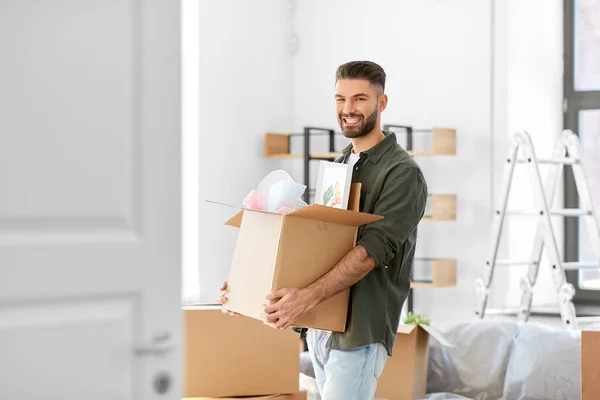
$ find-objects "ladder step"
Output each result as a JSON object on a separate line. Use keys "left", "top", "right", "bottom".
{"left": 485, "top": 307, "right": 560, "bottom": 316}
{"left": 491, "top": 261, "right": 599, "bottom": 269}
{"left": 493, "top": 260, "right": 535, "bottom": 266}
{"left": 515, "top": 157, "right": 578, "bottom": 165}
{"left": 551, "top": 209, "right": 592, "bottom": 216}
{"left": 576, "top": 316, "right": 600, "bottom": 325}
{"left": 503, "top": 209, "right": 591, "bottom": 216}
{"left": 562, "top": 262, "right": 600, "bottom": 270}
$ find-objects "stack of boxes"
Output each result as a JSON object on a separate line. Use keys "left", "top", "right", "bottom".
{"left": 184, "top": 305, "right": 306, "bottom": 399}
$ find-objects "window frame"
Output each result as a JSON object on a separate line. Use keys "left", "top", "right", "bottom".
{"left": 563, "top": 0, "right": 600, "bottom": 304}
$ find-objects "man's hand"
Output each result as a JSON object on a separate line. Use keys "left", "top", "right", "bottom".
{"left": 262, "top": 288, "right": 317, "bottom": 330}
{"left": 216, "top": 281, "right": 240, "bottom": 316}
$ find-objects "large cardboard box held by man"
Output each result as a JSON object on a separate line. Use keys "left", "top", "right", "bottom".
{"left": 216, "top": 184, "right": 382, "bottom": 332}
{"left": 184, "top": 305, "right": 300, "bottom": 398}
{"left": 375, "top": 324, "right": 453, "bottom": 400}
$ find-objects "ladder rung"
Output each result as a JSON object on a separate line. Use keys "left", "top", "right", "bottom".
{"left": 503, "top": 209, "right": 591, "bottom": 216}
{"left": 493, "top": 260, "right": 535, "bottom": 266}
{"left": 515, "top": 157, "right": 579, "bottom": 165}
{"left": 551, "top": 209, "right": 592, "bottom": 216}
{"left": 485, "top": 308, "right": 520, "bottom": 316}
{"left": 485, "top": 307, "right": 560, "bottom": 316}
{"left": 503, "top": 210, "right": 542, "bottom": 216}
{"left": 576, "top": 316, "right": 600, "bottom": 324}
{"left": 562, "top": 262, "right": 600, "bottom": 270}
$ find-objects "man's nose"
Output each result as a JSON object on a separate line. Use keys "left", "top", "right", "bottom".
{"left": 342, "top": 100, "right": 356, "bottom": 115}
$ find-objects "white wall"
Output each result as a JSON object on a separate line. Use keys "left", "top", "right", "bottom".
{"left": 501, "top": 0, "right": 564, "bottom": 307}
{"left": 290, "top": 0, "right": 494, "bottom": 323}
{"left": 184, "top": 0, "right": 565, "bottom": 319}
{"left": 188, "top": 0, "right": 295, "bottom": 304}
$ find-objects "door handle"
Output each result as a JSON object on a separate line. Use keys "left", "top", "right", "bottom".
{"left": 134, "top": 331, "right": 175, "bottom": 356}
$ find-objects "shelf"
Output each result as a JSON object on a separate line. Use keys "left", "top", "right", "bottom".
{"left": 410, "top": 258, "right": 457, "bottom": 288}
{"left": 264, "top": 127, "right": 456, "bottom": 159}
{"left": 412, "top": 127, "right": 456, "bottom": 156}
{"left": 421, "top": 194, "right": 456, "bottom": 221}
{"left": 264, "top": 133, "right": 291, "bottom": 157}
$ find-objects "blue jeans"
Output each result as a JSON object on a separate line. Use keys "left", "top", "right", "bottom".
{"left": 306, "top": 328, "right": 388, "bottom": 400}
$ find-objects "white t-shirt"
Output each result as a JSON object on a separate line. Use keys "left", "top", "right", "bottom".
{"left": 347, "top": 151, "right": 360, "bottom": 171}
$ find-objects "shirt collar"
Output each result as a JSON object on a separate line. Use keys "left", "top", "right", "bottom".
{"left": 341, "top": 131, "right": 397, "bottom": 164}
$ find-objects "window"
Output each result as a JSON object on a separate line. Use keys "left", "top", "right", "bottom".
{"left": 564, "top": 0, "right": 600, "bottom": 302}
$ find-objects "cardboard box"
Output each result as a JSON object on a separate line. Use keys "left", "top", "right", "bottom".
{"left": 216, "top": 185, "right": 382, "bottom": 332}
{"left": 582, "top": 329, "right": 600, "bottom": 400}
{"left": 184, "top": 305, "right": 300, "bottom": 398}
{"left": 375, "top": 324, "right": 453, "bottom": 400}
{"left": 185, "top": 393, "right": 307, "bottom": 400}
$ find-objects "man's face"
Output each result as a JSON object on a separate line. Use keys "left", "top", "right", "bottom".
{"left": 335, "top": 79, "right": 383, "bottom": 139}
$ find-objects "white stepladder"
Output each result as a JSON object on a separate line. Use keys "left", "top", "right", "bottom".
{"left": 475, "top": 129, "right": 600, "bottom": 329}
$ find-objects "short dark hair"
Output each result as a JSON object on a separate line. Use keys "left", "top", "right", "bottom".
{"left": 335, "top": 61, "right": 386, "bottom": 93}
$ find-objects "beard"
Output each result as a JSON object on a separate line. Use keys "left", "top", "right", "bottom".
{"left": 338, "top": 106, "right": 379, "bottom": 139}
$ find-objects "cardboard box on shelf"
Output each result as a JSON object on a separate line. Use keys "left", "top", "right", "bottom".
{"left": 185, "top": 393, "right": 307, "bottom": 400}
{"left": 582, "top": 329, "right": 600, "bottom": 400}
{"left": 184, "top": 305, "right": 300, "bottom": 398}
{"left": 375, "top": 324, "right": 453, "bottom": 400}
{"left": 212, "top": 183, "right": 382, "bottom": 332}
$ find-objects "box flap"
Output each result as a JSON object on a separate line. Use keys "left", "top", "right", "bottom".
{"left": 396, "top": 324, "right": 418, "bottom": 335}
{"left": 226, "top": 211, "right": 244, "bottom": 227}
{"left": 287, "top": 204, "right": 383, "bottom": 226}
{"left": 205, "top": 200, "right": 244, "bottom": 227}
{"left": 419, "top": 324, "right": 455, "bottom": 347}
{"left": 208, "top": 198, "right": 382, "bottom": 228}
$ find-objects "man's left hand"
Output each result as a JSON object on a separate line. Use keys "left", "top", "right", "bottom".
{"left": 262, "top": 288, "right": 316, "bottom": 330}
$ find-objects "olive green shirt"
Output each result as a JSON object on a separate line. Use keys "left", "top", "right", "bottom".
{"left": 327, "top": 132, "right": 428, "bottom": 356}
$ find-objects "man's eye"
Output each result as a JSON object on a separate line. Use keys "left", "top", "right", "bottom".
{"left": 336, "top": 98, "right": 344, "bottom": 102}
{"left": 357, "top": 98, "right": 366, "bottom": 101}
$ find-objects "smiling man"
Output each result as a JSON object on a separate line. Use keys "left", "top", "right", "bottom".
{"left": 218, "top": 61, "right": 428, "bottom": 399}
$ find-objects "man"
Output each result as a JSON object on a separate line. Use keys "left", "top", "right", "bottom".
{"left": 218, "top": 60, "right": 428, "bottom": 399}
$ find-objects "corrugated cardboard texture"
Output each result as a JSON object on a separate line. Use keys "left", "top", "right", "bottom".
{"left": 582, "top": 330, "right": 600, "bottom": 400}
{"left": 274, "top": 215, "right": 354, "bottom": 331}
{"left": 375, "top": 326, "right": 429, "bottom": 400}
{"left": 224, "top": 211, "right": 284, "bottom": 319}
{"left": 184, "top": 306, "right": 299, "bottom": 398}
{"left": 186, "top": 392, "right": 307, "bottom": 400}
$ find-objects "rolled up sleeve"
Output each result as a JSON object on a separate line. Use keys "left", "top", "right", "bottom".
{"left": 357, "top": 167, "right": 428, "bottom": 267}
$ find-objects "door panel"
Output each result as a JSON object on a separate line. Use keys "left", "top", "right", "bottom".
{"left": 0, "top": 0, "right": 138, "bottom": 236}
{"left": 0, "top": 0, "right": 181, "bottom": 398}
{"left": 0, "top": 297, "right": 137, "bottom": 400}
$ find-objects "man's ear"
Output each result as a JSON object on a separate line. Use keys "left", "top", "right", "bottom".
{"left": 379, "top": 94, "right": 388, "bottom": 112}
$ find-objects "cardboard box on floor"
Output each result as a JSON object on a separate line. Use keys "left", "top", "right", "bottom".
{"left": 581, "top": 329, "right": 600, "bottom": 400}
{"left": 375, "top": 324, "right": 454, "bottom": 400}
{"left": 185, "top": 393, "right": 307, "bottom": 400}
{"left": 184, "top": 305, "right": 300, "bottom": 398}
{"left": 213, "top": 183, "right": 382, "bottom": 332}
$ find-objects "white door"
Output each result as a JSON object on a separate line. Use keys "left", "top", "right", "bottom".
{"left": 0, "top": 1, "right": 181, "bottom": 399}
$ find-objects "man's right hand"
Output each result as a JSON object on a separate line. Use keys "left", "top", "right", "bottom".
{"left": 217, "top": 281, "right": 240, "bottom": 316}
